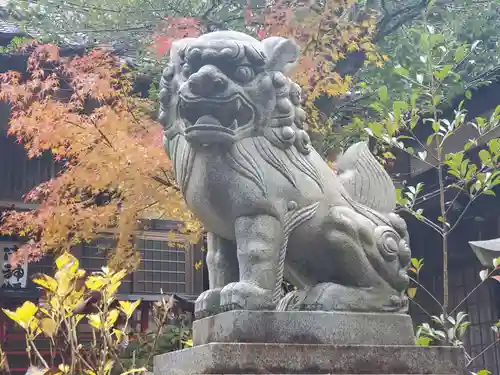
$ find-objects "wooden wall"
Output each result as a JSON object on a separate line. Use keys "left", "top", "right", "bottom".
{"left": 408, "top": 197, "right": 500, "bottom": 374}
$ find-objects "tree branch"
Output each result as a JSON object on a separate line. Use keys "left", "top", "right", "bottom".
{"left": 409, "top": 276, "right": 444, "bottom": 309}
{"left": 466, "top": 336, "right": 500, "bottom": 367}
{"left": 449, "top": 268, "right": 496, "bottom": 317}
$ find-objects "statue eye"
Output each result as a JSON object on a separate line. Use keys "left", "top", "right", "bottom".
{"left": 234, "top": 66, "right": 255, "bottom": 83}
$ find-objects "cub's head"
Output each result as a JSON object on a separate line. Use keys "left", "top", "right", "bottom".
{"left": 158, "top": 31, "right": 310, "bottom": 151}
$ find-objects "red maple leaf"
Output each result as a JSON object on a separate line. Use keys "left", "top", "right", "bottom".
{"left": 154, "top": 35, "right": 174, "bottom": 58}
{"left": 244, "top": 4, "right": 254, "bottom": 24}
{"left": 152, "top": 17, "right": 202, "bottom": 57}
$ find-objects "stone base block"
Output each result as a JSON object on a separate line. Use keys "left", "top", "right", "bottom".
{"left": 153, "top": 343, "right": 465, "bottom": 374}
{"left": 193, "top": 310, "right": 415, "bottom": 346}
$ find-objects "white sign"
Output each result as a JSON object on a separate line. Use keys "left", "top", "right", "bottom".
{"left": 1, "top": 242, "right": 28, "bottom": 288}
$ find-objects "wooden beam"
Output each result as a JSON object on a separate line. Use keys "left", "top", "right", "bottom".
{"left": 140, "top": 301, "right": 149, "bottom": 332}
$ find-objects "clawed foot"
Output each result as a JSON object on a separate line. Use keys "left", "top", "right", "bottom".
{"left": 195, "top": 282, "right": 275, "bottom": 319}
{"left": 194, "top": 288, "right": 222, "bottom": 319}
{"left": 220, "top": 281, "right": 274, "bottom": 311}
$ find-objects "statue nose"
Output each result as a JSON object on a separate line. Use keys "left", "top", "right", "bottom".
{"left": 188, "top": 66, "right": 228, "bottom": 96}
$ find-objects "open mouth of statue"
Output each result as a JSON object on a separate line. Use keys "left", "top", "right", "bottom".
{"left": 179, "top": 94, "right": 254, "bottom": 139}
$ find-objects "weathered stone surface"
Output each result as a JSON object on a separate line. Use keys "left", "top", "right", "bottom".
{"left": 153, "top": 343, "right": 465, "bottom": 374}
{"left": 193, "top": 310, "right": 415, "bottom": 346}
{"left": 158, "top": 30, "right": 412, "bottom": 317}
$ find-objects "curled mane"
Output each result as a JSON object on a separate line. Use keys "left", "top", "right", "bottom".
{"left": 227, "top": 75, "right": 325, "bottom": 195}
{"left": 157, "top": 36, "right": 324, "bottom": 197}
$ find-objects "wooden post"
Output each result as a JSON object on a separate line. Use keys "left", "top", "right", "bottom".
{"left": 140, "top": 301, "right": 149, "bottom": 332}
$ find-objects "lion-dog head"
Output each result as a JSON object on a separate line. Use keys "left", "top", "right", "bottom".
{"left": 158, "top": 31, "right": 311, "bottom": 153}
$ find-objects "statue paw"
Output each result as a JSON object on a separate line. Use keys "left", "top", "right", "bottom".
{"left": 220, "top": 281, "right": 274, "bottom": 311}
{"left": 194, "top": 288, "right": 222, "bottom": 319}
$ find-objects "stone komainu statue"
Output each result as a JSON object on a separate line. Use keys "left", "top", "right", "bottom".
{"left": 158, "top": 31, "right": 411, "bottom": 318}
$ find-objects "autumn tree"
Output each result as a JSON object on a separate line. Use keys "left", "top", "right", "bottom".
{"left": 0, "top": 0, "right": 387, "bottom": 265}
{"left": 5, "top": 0, "right": 499, "bottom": 266}
{"left": 0, "top": 0, "right": 379, "bottom": 267}
{"left": 7, "top": 0, "right": 500, "bottom": 157}
{"left": 247, "top": 0, "right": 381, "bottom": 139}
{"left": 147, "top": 0, "right": 383, "bottom": 157}
{"left": 0, "top": 43, "right": 200, "bottom": 268}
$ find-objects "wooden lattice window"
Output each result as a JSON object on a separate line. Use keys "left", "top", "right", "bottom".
{"left": 80, "top": 237, "right": 134, "bottom": 294}
{"left": 78, "top": 232, "right": 195, "bottom": 295}
{"left": 134, "top": 237, "right": 191, "bottom": 294}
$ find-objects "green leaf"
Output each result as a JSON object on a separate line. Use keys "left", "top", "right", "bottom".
{"left": 370, "top": 102, "right": 385, "bottom": 115}
{"left": 426, "top": 134, "right": 435, "bottom": 146}
{"left": 456, "top": 311, "right": 468, "bottom": 325}
{"left": 410, "top": 90, "right": 420, "bottom": 107}
{"left": 420, "top": 34, "right": 430, "bottom": 50}
{"left": 411, "top": 258, "right": 420, "bottom": 268}
{"left": 479, "top": 149, "right": 492, "bottom": 166}
{"left": 460, "top": 159, "right": 469, "bottom": 178}
{"left": 434, "top": 65, "right": 453, "bottom": 81}
{"left": 393, "top": 101, "right": 408, "bottom": 121}
{"left": 394, "top": 66, "right": 410, "bottom": 77}
{"left": 454, "top": 45, "right": 468, "bottom": 63}
{"left": 377, "top": 86, "right": 388, "bottom": 103}
{"left": 431, "top": 120, "right": 440, "bottom": 133}
{"left": 410, "top": 114, "right": 419, "bottom": 129}
{"left": 395, "top": 188, "right": 409, "bottom": 206}
{"left": 416, "top": 336, "right": 432, "bottom": 346}
{"left": 427, "top": 0, "right": 436, "bottom": 8}
{"left": 465, "top": 90, "right": 472, "bottom": 100}
{"left": 430, "top": 34, "right": 442, "bottom": 46}
{"left": 488, "top": 138, "right": 500, "bottom": 155}
{"left": 476, "top": 370, "right": 491, "bottom": 375}
{"left": 407, "top": 287, "right": 417, "bottom": 299}
{"left": 476, "top": 116, "right": 486, "bottom": 130}
{"left": 368, "top": 122, "right": 384, "bottom": 138}
{"left": 464, "top": 140, "right": 476, "bottom": 151}
{"left": 432, "top": 94, "right": 441, "bottom": 106}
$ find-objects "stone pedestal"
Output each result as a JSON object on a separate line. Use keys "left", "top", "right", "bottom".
{"left": 193, "top": 310, "right": 416, "bottom": 346}
{"left": 153, "top": 311, "right": 465, "bottom": 375}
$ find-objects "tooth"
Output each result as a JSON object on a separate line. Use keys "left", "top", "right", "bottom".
{"left": 236, "top": 99, "right": 241, "bottom": 111}
{"left": 231, "top": 119, "right": 238, "bottom": 129}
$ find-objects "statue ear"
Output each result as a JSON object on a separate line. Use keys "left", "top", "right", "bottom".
{"left": 262, "top": 37, "right": 300, "bottom": 72}
{"left": 169, "top": 38, "right": 196, "bottom": 65}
